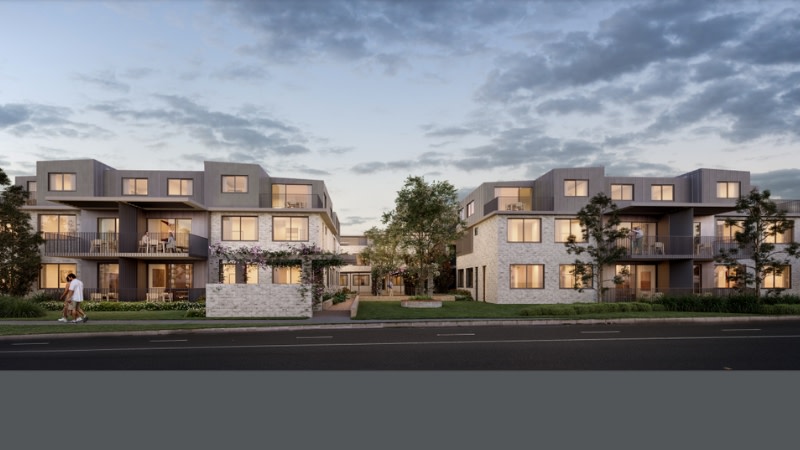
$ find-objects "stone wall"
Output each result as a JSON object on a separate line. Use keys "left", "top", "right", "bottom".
{"left": 205, "top": 283, "right": 312, "bottom": 318}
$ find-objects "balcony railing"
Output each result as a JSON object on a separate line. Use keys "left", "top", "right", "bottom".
{"left": 268, "top": 193, "right": 322, "bottom": 209}
{"left": 610, "top": 235, "right": 760, "bottom": 259}
{"left": 484, "top": 196, "right": 532, "bottom": 214}
{"left": 38, "top": 287, "right": 205, "bottom": 302}
{"left": 42, "top": 232, "right": 208, "bottom": 258}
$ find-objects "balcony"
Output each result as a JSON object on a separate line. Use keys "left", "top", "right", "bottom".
{"left": 42, "top": 232, "right": 208, "bottom": 259}
{"left": 38, "top": 287, "right": 206, "bottom": 302}
{"left": 612, "top": 235, "right": 758, "bottom": 260}
{"left": 484, "top": 196, "right": 532, "bottom": 214}
{"left": 268, "top": 193, "right": 323, "bottom": 209}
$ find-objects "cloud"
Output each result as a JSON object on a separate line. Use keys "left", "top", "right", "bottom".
{"left": 211, "top": 64, "right": 271, "bottom": 81}
{"left": 73, "top": 71, "right": 131, "bottom": 93}
{"left": 0, "top": 103, "right": 112, "bottom": 139}
{"left": 751, "top": 169, "right": 800, "bottom": 199}
{"left": 726, "top": 11, "right": 800, "bottom": 65}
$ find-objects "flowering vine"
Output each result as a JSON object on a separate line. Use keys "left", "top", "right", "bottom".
{"left": 209, "top": 242, "right": 345, "bottom": 304}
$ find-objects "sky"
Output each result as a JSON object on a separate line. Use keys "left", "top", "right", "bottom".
{"left": 1, "top": 0, "right": 799, "bottom": 235}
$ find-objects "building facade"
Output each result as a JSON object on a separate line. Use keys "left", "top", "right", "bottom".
{"left": 455, "top": 167, "right": 799, "bottom": 304}
{"left": 15, "top": 159, "right": 341, "bottom": 307}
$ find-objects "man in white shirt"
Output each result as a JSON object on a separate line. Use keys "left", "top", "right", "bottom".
{"left": 66, "top": 273, "right": 88, "bottom": 323}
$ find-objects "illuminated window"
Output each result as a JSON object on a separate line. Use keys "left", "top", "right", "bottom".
{"left": 122, "top": 178, "right": 148, "bottom": 195}
{"left": 273, "top": 266, "right": 301, "bottom": 284}
{"left": 764, "top": 266, "right": 791, "bottom": 289}
{"left": 555, "top": 218, "right": 585, "bottom": 242}
{"left": 611, "top": 184, "right": 633, "bottom": 200}
{"left": 222, "top": 216, "right": 258, "bottom": 241}
{"left": 222, "top": 175, "right": 248, "bottom": 193}
{"left": 507, "top": 218, "right": 541, "bottom": 242}
{"left": 651, "top": 184, "right": 674, "bottom": 201}
{"left": 48, "top": 173, "right": 76, "bottom": 191}
{"left": 560, "top": 264, "right": 592, "bottom": 289}
{"left": 39, "top": 263, "right": 77, "bottom": 289}
{"left": 717, "top": 182, "right": 740, "bottom": 199}
{"left": 564, "top": 179, "right": 588, "bottom": 197}
{"left": 168, "top": 179, "right": 193, "bottom": 196}
{"left": 510, "top": 264, "right": 544, "bottom": 289}
{"left": 273, "top": 217, "right": 309, "bottom": 241}
{"left": 39, "top": 214, "right": 77, "bottom": 234}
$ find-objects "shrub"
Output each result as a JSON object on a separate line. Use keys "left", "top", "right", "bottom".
{"left": 29, "top": 292, "right": 59, "bottom": 303}
{"left": 449, "top": 289, "right": 474, "bottom": 301}
{"left": 0, "top": 296, "right": 47, "bottom": 318}
{"left": 185, "top": 308, "right": 206, "bottom": 318}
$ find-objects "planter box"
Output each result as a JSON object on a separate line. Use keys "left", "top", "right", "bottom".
{"left": 400, "top": 300, "right": 442, "bottom": 308}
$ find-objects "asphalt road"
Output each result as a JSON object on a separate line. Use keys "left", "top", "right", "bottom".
{"left": 2, "top": 320, "right": 800, "bottom": 370}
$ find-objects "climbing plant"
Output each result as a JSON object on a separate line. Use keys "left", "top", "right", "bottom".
{"left": 209, "top": 243, "right": 345, "bottom": 304}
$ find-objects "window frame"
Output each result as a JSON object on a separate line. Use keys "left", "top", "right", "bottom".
{"left": 168, "top": 178, "right": 194, "bottom": 196}
{"left": 39, "top": 214, "right": 77, "bottom": 235}
{"left": 39, "top": 263, "right": 77, "bottom": 289}
{"left": 48, "top": 173, "right": 76, "bottom": 192}
{"left": 122, "top": 177, "right": 149, "bottom": 196}
{"left": 466, "top": 201, "right": 475, "bottom": 217}
{"left": 510, "top": 264, "right": 545, "bottom": 289}
{"left": 555, "top": 218, "right": 585, "bottom": 243}
{"left": 507, "top": 218, "right": 542, "bottom": 243}
{"left": 610, "top": 184, "right": 634, "bottom": 201}
{"left": 221, "top": 216, "right": 258, "bottom": 241}
{"left": 564, "top": 179, "right": 589, "bottom": 197}
{"left": 559, "top": 264, "right": 593, "bottom": 289}
{"left": 764, "top": 265, "right": 791, "bottom": 289}
{"left": 651, "top": 184, "right": 674, "bottom": 201}
{"left": 222, "top": 175, "right": 248, "bottom": 193}
{"left": 273, "top": 266, "right": 302, "bottom": 284}
{"left": 716, "top": 181, "right": 740, "bottom": 199}
{"left": 272, "top": 216, "right": 309, "bottom": 242}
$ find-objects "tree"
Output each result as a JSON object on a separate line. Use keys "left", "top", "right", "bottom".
{"left": 382, "top": 176, "right": 466, "bottom": 296}
{"left": 361, "top": 226, "right": 407, "bottom": 295}
{"left": 0, "top": 167, "right": 44, "bottom": 297}
{"left": 565, "top": 192, "right": 630, "bottom": 303}
{"left": 715, "top": 188, "right": 800, "bottom": 300}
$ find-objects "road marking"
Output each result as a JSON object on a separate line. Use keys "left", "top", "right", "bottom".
{"left": 580, "top": 331, "right": 621, "bottom": 334}
{"left": 721, "top": 329, "right": 761, "bottom": 332}
{"left": 437, "top": 333, "right": 476, "bottom": 337}
{"left": 11, "top": 342, "right": 49, "bottom": 346}
{"left": 296, "top": 336, "right": 333, "bottom": 339}
{"left": 150, "top": 339, "right": 188, "bottom": 343}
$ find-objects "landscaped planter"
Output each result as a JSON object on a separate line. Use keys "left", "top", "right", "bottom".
{"left": 400, "top": 300, "right": 442, "bottom": 308}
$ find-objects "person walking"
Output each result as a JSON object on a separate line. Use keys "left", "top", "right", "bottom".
{"left": 632, "top": 227, "right": 644, "bottom": 254}
{"left": 65, "top": 273, "right": 88, "bottom": 323}
{"left": 57, "top": 275, "right": 72, "bottom": 322}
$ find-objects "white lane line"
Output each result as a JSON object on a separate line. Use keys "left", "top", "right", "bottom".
{"left": 296, "top": 336, "right": 333, "bottom": 339}
{"left": 150, "top": 339, "right": 188, "bottom": 343}
{"left": 11, "top": 342, "right": 49, "bottom": 346}
{"left": 721, "top": 329, "right": 761, "bottom": 332}
{"left": 437, "top": 333, "right": 476, "bottom": 337}
{"left": 580, "top": 331, "right": 621, "bottom": 334}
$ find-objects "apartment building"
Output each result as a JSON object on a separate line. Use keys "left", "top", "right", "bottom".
{"left": 15, "top": 159, "right": 341, "bottom": 307}
{"left": 456, "top": 167, "right": 799, "bottom": 304}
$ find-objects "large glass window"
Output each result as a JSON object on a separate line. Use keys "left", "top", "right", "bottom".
{"left": 222, "top": 216, "right": 257, "bottom": 241}
{"left": 714, "top": 265, "right": 742, "bottom": 288}
{"left": 717, "top": 182, "right": 740, "bottom": 199}
{"left": 48, "top": 173, "right": 76, "bottom": 191}
{"left": 273, "top": 217, "right": 309, "bottom": 241}
{"left": 766, "top": 220, "right": 794, "bottom": 244}
{"left": 122, "top": 178, "right": 148, "bottom": 195}
{"left": 39, "top": 263, "right": 77, "bottom": 289}
{"left": 98, "top": 263, "right": 119, "bottom": 293}
{"left": 764, "top": 266, "right": 791, "bottom": 289}
{"left": 716, "top": 220, "right": 743, "bottom": 241}
{"left": 560, "top": 264, "right": 592, "bottom": 289}
{"left": 611, "top": 184, "right": 633, "bottom": 201}
{"left": 507, "top": 218, "right": 541, "bottom": 242}
{"left": 39, "top": 214, "right": 77, "bottom": 235}
{"left": 148, "top": 263, "right": 192, "bottom": 289}
{"left": 274, "top": 266, "right": 302, "bottom": 284}
{"left": 564, "top": 179, "right": 588, "bottom": 197}
{"left": 651, "top": 184, "right": 674, "bottom": 201}
{"left": 495, "top": 187, "right": 533, "bottom": 210}
{"left": 222, "top": 175, "right": 248, "bottom": 193}
{"left": 466, "top": 201, "right": 475, "bottom": 217}
{"left": 168, "top": 179, "right": 193, "bottom": 196}
{"left": 555, "top": 218, "right": 585, "bottom": 242}
{"left": 510, "top": 264, "right": 544, "bottom": 289}
{"left": 272, "top": 184, "right": 312, "bottom": 208}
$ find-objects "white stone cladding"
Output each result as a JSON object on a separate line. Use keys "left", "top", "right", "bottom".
{"left": 458, "top": 214, "right": 597, "bottom": 304}
{"left": 205, "top": 283, "right": 311, "bottom": 318}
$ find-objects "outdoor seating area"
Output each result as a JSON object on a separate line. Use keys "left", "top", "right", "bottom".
{"left": 139, "top": 232, "right": 181, "bottom": 253}
{"left": 146, "top": 288, "right": 173, "bottom": 302}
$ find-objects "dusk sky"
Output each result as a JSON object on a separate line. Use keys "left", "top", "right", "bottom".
{"left": 2, "top": 0, "right": 799, "bottom": 234}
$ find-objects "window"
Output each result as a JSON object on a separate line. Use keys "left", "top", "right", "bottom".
{"left": 611, "top": 184, "right": 633, "bottom": 201}
{"left": 466, "top": 267, "right": 473, "bottom": 288}
{"left": 245, "top": 265, "right": 259, "bottom": 284}
{"left": 457, "top": 269, "right": 464, "bottom": 288}
{"left": 716, "top": 220, "right": 743, "bottom": 241}
{"left": 474, "top": 227, "right": 478, "bottom": 236}
{"left": 148, "top": 263, "right": 192, "bottom": 290}
{"left": 564, "top": 179, "right": 588, "bottom": 197}
{"left": 274, "top": 266, "right": 302, "bottom": 284}
{"left": 495, "top": 187, "right": 533, "bottom": 210}
{"left": 27, "top": 181, "right": 37, "bottom": 193}
{"left": 507, "top": 218, "right": 541, "bottom": 242}
{"left": 272, "top": 184, "right": 311, "bottom": 208}
{"left": 25, "top": 181, "right": 37, "bottom": 205}
{"left": 168, "top": 179, "right": 193, "bottom": 196}
{"left": 273, "top": 217, "right": 308, "bottom": 241}
{"left": 122, "top": 178, "right": 148, "bottom": 195}
{"left": 39, "top": 263, "right": 76, "bottom": 289}
{"left": 765, "top": 220, "right": 794, "bottom": 244}
{"left": 353, "top": 274, "right": 370, "bottom": 287}
{"left": 651, "top": 184, "right": 674, "bottom": 201}
{"left": 717, "top": 182, "right": 740, "bottom": 199}
{"left": 510, "top": 264, "right": 544, "bottom": 289}
{"left": 764, "top": 266, "right": 791, "bottom": 289}
{"left": 98, "top": 263, "right": 119, "bottom": 293}
{"left": 714, "top": 265, "right": 742, "bottom": 288}
{"left": 560, "top": 264, "right": 592, "bottom": 289}
{"left": 48, "top": 173, "right": 76, "bottom": 191}
{"left": 222, "top": 216, "right": 258, "bottom": 241}
{"left": 221, "top": 264, "right": 237, "bottom": 284}
{"left": 466, "top": 201, "right": 475, "bottom": 217}
{"left": 222, "top": 175, "right": 248, "bottom": 193}
{"left": 555, "top": 218, "right": 585, "bottom": 242}
{"left": 39, "top": 214, "right": 77, "bottom": 235}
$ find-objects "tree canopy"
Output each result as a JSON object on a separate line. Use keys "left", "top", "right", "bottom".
{"left": 381, "top": 176, "right": 465, "bottom": 296}
{"left": 0, "top": 167, "right": 44, "bottom": 297}
{"left": 715, "top": 188, "right": 800, "bottom": 300}
{"left": 565, "top": 192, "right": 630, "bottom": 302}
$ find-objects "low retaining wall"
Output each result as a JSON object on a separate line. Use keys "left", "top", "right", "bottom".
{"left": 205, "top": 283, "right": 312, "bottom": 318}
{"left": 350, "top": 295, "right": 360, "bottom": 319}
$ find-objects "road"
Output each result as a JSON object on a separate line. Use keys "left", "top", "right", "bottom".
{"left": 2, "top": 320, "right": 799, "bottom": 369}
